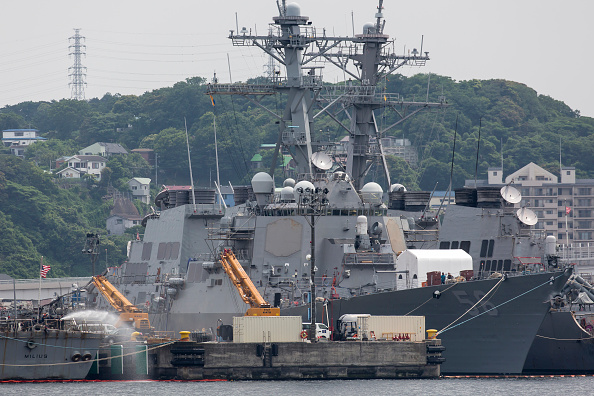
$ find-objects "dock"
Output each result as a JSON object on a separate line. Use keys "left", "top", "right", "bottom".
{"left": 88, "top": 338, "right": 445, "bottom": 380}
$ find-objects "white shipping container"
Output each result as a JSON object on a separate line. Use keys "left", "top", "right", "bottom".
{"left": 233, "top": 316, "right": 302, "bottom": 343}
{"left": 357, "top": 315, "right": 425, "bottom": 341}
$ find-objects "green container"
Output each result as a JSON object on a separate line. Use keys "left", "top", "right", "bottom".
{"left": 110, "top": 345, "right": 124, "bottom": 375}
{"left": 135, "top": 344, "right": 148, "bottom": 375}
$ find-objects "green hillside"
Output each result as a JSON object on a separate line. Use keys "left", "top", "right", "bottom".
{"left": 1, "top": 73, "right": 593, "bottom": 278}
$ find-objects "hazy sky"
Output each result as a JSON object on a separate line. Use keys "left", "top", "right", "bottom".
{"left": 2, "top": 0, "right": 593, "bottom": 117}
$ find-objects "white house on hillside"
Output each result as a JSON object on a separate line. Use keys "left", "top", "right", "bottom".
{"left": 128, "top": 177, "right": 151, "bottom": 204}
{"left": 56, "top": 155, "right": 106, "bottom": 180}
{"left": 2, "top": 129, "right": 47, "bottom": 157}
{"left": 56, "top": 167, "right": 85, "bottom": 179}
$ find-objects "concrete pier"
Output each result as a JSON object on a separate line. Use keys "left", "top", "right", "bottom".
{"left": 150, "top": 339, "right": 444, "bottom": 380}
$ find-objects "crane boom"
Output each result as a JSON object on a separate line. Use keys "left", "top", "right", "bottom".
{"left": 218, "top": 249, "right": 280, "bottom": 316}
{"left": 91, "top": 275, "right": 151, "bottom": 331}
{"left": 92, "top": 275, "right": 140, "bottom": 313}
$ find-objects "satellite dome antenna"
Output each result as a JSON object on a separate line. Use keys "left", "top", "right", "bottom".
{"left": 311, "top": 152, "right": 333, "bottom": 170}
{"left": 500, "top": 184, "right": 522, "bottom": 204}
{"left": 516, "top": 207, "right": 538, "bottom": 226}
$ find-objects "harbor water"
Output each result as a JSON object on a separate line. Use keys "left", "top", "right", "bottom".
{"left": 1, "top": 377, "right": 593, "bottom": 395}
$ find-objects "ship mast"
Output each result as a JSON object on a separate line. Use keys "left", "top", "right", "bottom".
{"left": 207, "top": 1, "right": 447, "bottom": 189}
{"left": 310, "top": 0, "right": 447, "bottom": 190}
{"left": 207, "top": 2, "right": 322, "bottom": 178}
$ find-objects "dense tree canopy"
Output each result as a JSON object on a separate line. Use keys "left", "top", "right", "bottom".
{"left": 1, "top": 73, "right": 593, "bottom": 278}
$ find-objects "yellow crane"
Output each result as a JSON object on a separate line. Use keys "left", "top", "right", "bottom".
{"left": 91, "top": 275, "right": 152, "bottom": 332}
{"left": 218, "top": 249, "right": 280, "bottom": 316}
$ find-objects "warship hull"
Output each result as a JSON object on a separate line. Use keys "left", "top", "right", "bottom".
{"left": 523, "top": 310, "right": 594, "bottom": 374}
{"left": 0, "top": 330, "right": 101, "bottom": 380}
{"left": 284, "top": 270, "right": 571, "bottom": 375}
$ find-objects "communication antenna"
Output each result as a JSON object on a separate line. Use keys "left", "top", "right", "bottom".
{"left": 500, "top": 138, "right": 504, "bottom": 172}
{"left": 516, "top": 207, "right": 538, "bottom": 226}
{"left": 474, "top": 117, "right": 482, "bottom": 187}
{"left": 500, "top": 184, "right": 522, "bottom": 204}
{"left": 68, "top": 28, "right": 87, "bottom": 100}
{"left": 559, "top": 136, "right": 562, "bottom": 176}
{"left": 311, "top": 152, "right": 333, "bottom": 170}
{"left": 184, "top": 117, "right": 197, "bottom": 213}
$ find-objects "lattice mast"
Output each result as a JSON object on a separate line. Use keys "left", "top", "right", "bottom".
{"left": 208, "top": 1, "right": 323, "bottom": 177}
{"left": 311, "top": 0, "right": 445, "bottom": 189}
{"left": 68, "top": 28, "right": 87, "bottom": 100}
{"left": 207, "top": 0, "right": 446, "bottom": 188}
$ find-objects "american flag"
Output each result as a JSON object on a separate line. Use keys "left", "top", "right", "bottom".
{"left": 566, "top": 206, "right": 572, "bottom": 215}
{"left": 40, "top": 265, "right": 51, "bottom": 278}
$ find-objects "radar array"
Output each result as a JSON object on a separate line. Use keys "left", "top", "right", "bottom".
{"left": 207, "top": 0, "right": 447, "bottom": 189}
{"left": 500, "top": 184, "right": 539, "bottom": 226}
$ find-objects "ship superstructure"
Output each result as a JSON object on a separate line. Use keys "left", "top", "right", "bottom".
{"left": 87, "top": 1, "right": 572, "bottom": 375}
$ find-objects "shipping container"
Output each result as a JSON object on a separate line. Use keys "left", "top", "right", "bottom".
{"left": 460, "top": 269, "right": 474, "bottom": 281}
{"left": 233, "top": 316, "right": 302, "bottom": 343}
{"left": 356, "top": 315, "right": 425, "bottom": 342}
{"left": 426, "top": 271, "right": 441, "bottom": 286}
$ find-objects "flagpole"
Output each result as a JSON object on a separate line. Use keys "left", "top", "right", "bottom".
{"left": 38, "top": 256, "right": 43, "bottom": 319}
{"left": 565, "top": 200, "right": 569, "bottom": 250}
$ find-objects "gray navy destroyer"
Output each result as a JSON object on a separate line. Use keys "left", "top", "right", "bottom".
{"left": 87, "top": 1, "right": 574, "bottom": 375}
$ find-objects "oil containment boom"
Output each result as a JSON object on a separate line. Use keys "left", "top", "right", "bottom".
{"left": 91, "top": 275, "right": 152, "bottom": 331}
{"left": 218, "top": 249, "right": 280, "bottom": 316}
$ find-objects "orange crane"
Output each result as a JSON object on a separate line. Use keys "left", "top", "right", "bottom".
{"left": 218, "top": 249, "right": 280, "bottom": 316}
{"left": 91, "top": 275, "right": 152, "bottom": 332}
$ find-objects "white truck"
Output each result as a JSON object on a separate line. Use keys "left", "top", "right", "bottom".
{"left": 337, "top": 314, "right": 425, "bottom": 341}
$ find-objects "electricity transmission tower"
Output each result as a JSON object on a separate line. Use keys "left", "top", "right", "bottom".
{"left": 68, "top": 28, "right": 87, "bottom": 100}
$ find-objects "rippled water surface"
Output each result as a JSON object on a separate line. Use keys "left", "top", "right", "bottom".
{"left": 2, "top": 376, "right": 593, "bottom": 396}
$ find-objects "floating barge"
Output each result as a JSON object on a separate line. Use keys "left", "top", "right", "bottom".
{"left": 155, "top": 338, "right": 444, "bottom": 380}
{"left": 88, "top": 337, "right": 444, "bottom": 380}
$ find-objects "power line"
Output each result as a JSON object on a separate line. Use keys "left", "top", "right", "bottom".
{"left": 89, "top": 38, "right": 227, "bottom": 49}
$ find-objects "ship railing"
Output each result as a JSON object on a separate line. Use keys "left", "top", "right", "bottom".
{"left": 294, "top": 173, "right": 331, "bottom": 183}
{"left": 276, "top": 276, "right": 400, "bottom": 308}
{"left": 343, "top": 253, "right": 395, "bottom": 266}
{"left": 207, "top": 75, "right": 322, "bottom": 95}
{"left": 270, "top": 274, "right": 361, "bottom": 292}
{"left": 206, "top": 83, "right": 277, "bottom": 95}
{"left": 320, "top": 87, "right": 410, "bottom": 105}
{"left": 282, "top": 129, "right": 307, "bottom": 144}
{"left": 0, "top": 318, "right": 66, "bottom": 333}
{"left": 477, "top": 266, "right": 549, "bottom": 280}
{"left": 559, "top": 243, "right": 594, "bottom": 264}
{"left": 117, "top": 274, "right": 163, "bottom": 286}
{"left": 0, "top": 276, "right": 92, "bottom": 286}
{"left": 229, "top": 249, "right": 251, "bottom": 261}
{"left": 213, "top": 228, "right": 255, "bottom": 240}
{"left": 188, "top": 249, "right": 252, "bottom": 262}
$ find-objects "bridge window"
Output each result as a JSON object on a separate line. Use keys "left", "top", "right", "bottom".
{"left": 487, "top": 240, "right": 495, "bottom": 257}
{"left": 480, "top": 240, "right": 488, "bottom": 257}
{"left": 460, "top": 241, "right": 471, "bottom": 253}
